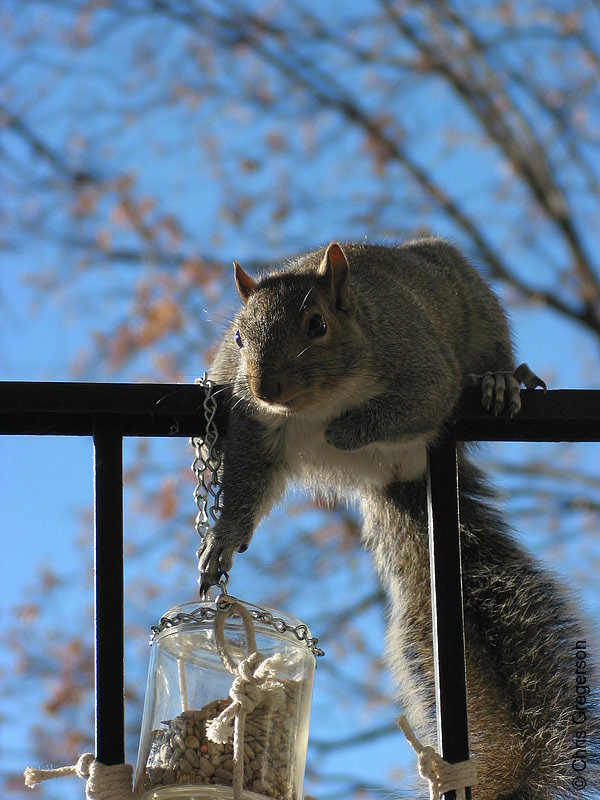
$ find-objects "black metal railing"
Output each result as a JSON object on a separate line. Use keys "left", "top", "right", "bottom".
{"left": 2, "top": 381, "right": 599, "bottom": 797}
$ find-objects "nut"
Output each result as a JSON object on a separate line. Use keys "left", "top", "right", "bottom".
{"left": 143, "top": 681, "right": 300, "bottom": 800}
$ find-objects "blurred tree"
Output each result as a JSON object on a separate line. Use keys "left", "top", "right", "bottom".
{"left": 1, "top": 1, "right": 599, "bottom": 798}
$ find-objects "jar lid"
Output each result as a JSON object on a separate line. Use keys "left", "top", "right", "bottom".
{"left": 150, "top": 597, "right": 324, "bottom": 658}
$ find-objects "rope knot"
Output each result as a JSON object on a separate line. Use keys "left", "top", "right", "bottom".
{"left": 230, "top": 673, "right": 262, "bottom": 712}
{"left": 24, "top": 755, "right": 133, "bottom": 799}
{"left": 237, "top": 650, "right": 264, "bottom": 683}
{"left": 205, "top": 616, "right": 285, "bottom": 747}
{"left": 75, "top": 753, "right": 96, "bottom": 779}
{"left": 397, "top": 715, "right": 478, "bottom": 800}
{"left": 24, "top": 753, "right": 96, "bottom": 789}
{"left": 418, "top": 745, "right": 443, "bottom": 782}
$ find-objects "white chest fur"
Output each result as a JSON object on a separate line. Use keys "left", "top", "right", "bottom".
{"left": 282, "top": 415, "right": 430, "bottom": 488}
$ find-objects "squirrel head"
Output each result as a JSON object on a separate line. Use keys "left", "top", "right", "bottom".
{"left": 230, "top": 242, "right": 362, "bottom": 415}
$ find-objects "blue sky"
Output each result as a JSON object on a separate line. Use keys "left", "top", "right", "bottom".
{"left": 2, "top": 2, "right": 600, "bottom": 798}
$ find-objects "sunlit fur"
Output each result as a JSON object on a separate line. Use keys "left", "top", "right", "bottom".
{"left": 206, "top": 239, "right": 598, "bottom": 800}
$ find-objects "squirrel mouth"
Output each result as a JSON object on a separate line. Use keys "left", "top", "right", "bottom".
{"left": 261, "top": 396, "right": 299, "bottom": 412}
{"left": 253, "top": 392, "right": 304, "bottom": 413}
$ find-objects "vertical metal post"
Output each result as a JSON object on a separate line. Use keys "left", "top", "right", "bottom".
{"left": 426, "top": 438, "right": 471, "bottom": 800}
{"left": 93, "top": 416, "right": 125, "bottom": 765}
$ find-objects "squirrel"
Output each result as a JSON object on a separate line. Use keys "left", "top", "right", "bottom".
{"left": 199, "top": 238, "right": 597, "bottom": 800}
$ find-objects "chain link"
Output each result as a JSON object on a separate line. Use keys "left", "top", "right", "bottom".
{"left": 252, "top": 607, "right": 325, "bottom": 657}
{"left": 150, "top": 606, "right": 217, "bottom": 641}
{"left": 150, "top": 602, "right": 324, "bottom": 658}
{"left": 191, "top": 374, "right": 222, "bottom": 544}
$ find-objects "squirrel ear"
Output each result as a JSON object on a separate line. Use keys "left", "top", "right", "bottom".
{"left": 319, "top": 242, "right": 350, "bottom": 309}
{"left": 233, "top": 260, "right": 257, "bottom": 305}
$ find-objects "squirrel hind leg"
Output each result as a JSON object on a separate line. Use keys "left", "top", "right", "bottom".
{"left": 466, "top": 364, "right": 546, "bottom": 417}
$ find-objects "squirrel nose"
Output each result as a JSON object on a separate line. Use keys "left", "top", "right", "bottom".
{"left": 250, "top": 373, "right": 284, "bottom": 403}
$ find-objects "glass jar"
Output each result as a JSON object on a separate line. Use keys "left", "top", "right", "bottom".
{"left": 135, "top": 596, "right": 319, "bottom": 800}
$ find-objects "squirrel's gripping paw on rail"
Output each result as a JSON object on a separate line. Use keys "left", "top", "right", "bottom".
{"left": 467, "top": 362, "right": 546, "bottom": 417}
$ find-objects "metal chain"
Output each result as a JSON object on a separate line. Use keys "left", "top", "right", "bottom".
{"left": 252, "top": 606, "right": 325, "bottom": 657}
{"left": 150, "top": 602, "right": 324, "bottom": 658}
{"left": 191, "top": 373, "right": 222, "bottom": 543}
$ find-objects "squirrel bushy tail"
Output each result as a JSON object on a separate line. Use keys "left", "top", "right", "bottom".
{"left": 361, "top": 451, "right": 599, "bottom": 800}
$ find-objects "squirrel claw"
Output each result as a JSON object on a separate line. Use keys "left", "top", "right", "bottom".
{"left": 197, "top": 533, "right": 234, "bottom": 599}
{"left": 197, "top": 524, "right": 253, "bottom": 599}
{"left": 467, "top": 363, "right": 546, "bottom": 417}
{"left": 513, "top": 362, "right": 547, "bottom": 393}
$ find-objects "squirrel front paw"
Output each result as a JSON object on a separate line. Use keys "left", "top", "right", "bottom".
{"left": 467, "top": 362, "right": 546, "bottom": 417}
{"left": 197, "top": 524, "right": 252, "bottom": 599}
{"left": 324, "top": 413, "right": 364, "bottom": 451}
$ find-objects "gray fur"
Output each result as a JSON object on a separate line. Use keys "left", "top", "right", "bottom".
{"left": 201, "top": 238, "right": 597, "bottom": 799}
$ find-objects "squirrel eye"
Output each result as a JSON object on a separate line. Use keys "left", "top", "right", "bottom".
{"left": 234, "top": 330, "right": 243, "bottom": 348}
{"left": 306, "top": 313, "right": 327, "bottom": 339}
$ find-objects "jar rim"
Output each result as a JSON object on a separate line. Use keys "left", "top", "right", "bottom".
{"left": 149, "top": 598, "right": 324, "bottom": 658}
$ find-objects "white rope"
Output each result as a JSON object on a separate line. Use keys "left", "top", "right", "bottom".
{"left": 24, "top": 753, "right": 134, "bottom": 799}
{"left": 397, "top": 715, "right": 478, "bottom": 800}
{"left": 178, "top": 658, "right": 190, "bottom": 712}
{"left": 206, "top": 597, "right": 285, "bottom": 800}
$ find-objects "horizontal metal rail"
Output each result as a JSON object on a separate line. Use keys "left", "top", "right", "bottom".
{"left": 1, "top": 382, "right": 600, "bottom": 439}
{"left": 0, "top": 381, "right": 224, "bottom": 436}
